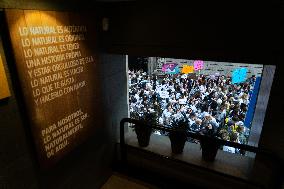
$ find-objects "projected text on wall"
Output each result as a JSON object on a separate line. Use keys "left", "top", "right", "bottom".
{"left": 5, "top": 10, "right": 103, "bottom": 167}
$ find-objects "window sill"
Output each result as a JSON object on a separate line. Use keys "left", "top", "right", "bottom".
{"left": 124, "top": 130, "right": 255, "bottom": 181}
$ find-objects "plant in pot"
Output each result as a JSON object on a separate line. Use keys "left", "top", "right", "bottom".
{"left": 130, "top": 111, "right": 157, "bottom": 147}
{"left": 199, "top": 123, "right": 220, "bottom": 161}
{"left": 168, "top": 118, "right": 189, "bottom": 154}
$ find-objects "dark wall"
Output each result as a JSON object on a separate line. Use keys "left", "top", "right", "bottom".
{"left": 100, "top": 54, "right": 128, "bottom": 140}
{"left": 101, "top": 2, "right": 282, "bottom": 59}
{"left": 0, "top": 1, "right": 126, "bottom": 189}
{"left": 0, "top": 35, "right": 40, "bottom": 188}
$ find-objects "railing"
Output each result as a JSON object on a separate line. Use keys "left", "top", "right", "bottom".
{"left": 120, "top": 118, "right": 284, "bottom": 188}
{"left": 120, "top": 117, "right": 276, "bottom": 164}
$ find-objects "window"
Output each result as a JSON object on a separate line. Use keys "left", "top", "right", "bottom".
{"left": 127, "top": 56, "right": 275, "bottom": 156}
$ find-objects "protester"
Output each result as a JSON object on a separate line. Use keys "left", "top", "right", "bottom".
{"left": 128, "top": 69, "right": 256, "bottom": 154}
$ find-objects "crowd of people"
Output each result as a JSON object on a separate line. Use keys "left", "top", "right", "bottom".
{"left": 128, "top": 69, "right": 257, "bottom": 154}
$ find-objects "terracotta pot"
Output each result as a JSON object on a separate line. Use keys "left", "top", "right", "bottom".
{"left": 200, "top": 137, "right": 220, "bottom": 161}
{"left": 169, "top": 131, "right": 187, "bottom": 154}
{"left": 134, "top": 124, "right": 152, "bottom": 147}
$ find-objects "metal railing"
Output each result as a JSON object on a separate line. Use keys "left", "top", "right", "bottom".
{"left": 120, "top": 117, "right": 274, "bottom": 163}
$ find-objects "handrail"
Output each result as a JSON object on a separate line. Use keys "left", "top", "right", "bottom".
{"left": 120, "top": 117, "right": 274, "bottom": 163}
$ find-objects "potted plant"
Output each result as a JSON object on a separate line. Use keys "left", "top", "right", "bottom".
{"left": 199, "top": 124, "right": 220, "bottom": 161}
{"left": 168, "top": 118, "right": 189, "bottom": 154}
{"left": 130, "top": 111, "right": 157, "bottom": 147}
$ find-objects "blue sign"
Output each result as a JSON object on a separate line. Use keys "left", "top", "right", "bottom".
{"left": 232, "top": 68, "right": 247, "bottom": 84}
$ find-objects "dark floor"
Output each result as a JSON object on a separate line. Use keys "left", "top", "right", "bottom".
{"left": 100, "top": 173, "right": 159, "bottom": 189}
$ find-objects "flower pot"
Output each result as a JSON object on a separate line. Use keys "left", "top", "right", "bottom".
{"left": 134, "top": 124, "right": 152, "bottom": 147}
{"left": 169, "top": 131, "right": 187, "bottom": 154}
{"left": 200, "top": 137, "right": 220, "bottom": 161}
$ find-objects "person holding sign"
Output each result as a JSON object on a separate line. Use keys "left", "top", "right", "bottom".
{"left": 193, "top": 60, "right": 204, "bottom": 71}
{"left": 232, "top": 68, "right": 247, "bottom": 84}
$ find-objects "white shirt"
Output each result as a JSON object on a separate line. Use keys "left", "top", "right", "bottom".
{"left": 190, "top": 105, "right": 197, "bottom": 112}
{"left": 176, "top": 93, "right": 181, "bottom": 99}
{"left": 179, "top": 98, "right": 187, "bottom": 105}
{"left": 159, "top": 90, "right": 169, "bottom": 99}
{"left": 217, "top": 98, "right": 222, "bottom": 105}
{"left": 199, "top": 85, "right": 206, "bottom": 93}
{"left": 188, "top": 118, "right": 195, "bottom": 126}
{"left": 223, "top": 146, "right": 236, "bottom": 153}
{"left": 162, "top": 109, "right": 172, "bottom": 118}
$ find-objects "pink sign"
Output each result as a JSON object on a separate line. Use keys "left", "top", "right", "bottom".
{"left": 162, "top": 63, "right": 180, "bottom": 74}
{"left": 193, "top": 60, "right": 204, "bottom": 71}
